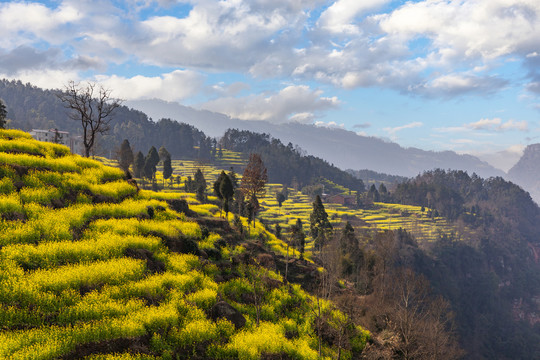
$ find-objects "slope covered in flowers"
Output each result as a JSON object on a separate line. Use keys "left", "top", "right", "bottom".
{"left": 0, "top": 129, "right": 368, "bottom": 360}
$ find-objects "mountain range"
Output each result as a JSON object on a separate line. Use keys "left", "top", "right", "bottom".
{"left": 2, "top": 79, "right": 538, "bottom": 202}
{"left": 127, "top": 99, "right": 506, "bottom": 180}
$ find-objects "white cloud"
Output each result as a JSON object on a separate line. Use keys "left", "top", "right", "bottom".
{"left": 96, "top": 70, "right": 205, "bottom": 101}
{"left": 0, "top": 2, "right": 81, "bottom": 48}
{"left": 383, "top": 121, "right": 422, "bottom": 140}
{"left": 124, "top": 0, "right": 307, "bottom": 70}
{"left": 210, "top": 82, "right": 251, "bottom": 96}
{"left": 314, "top": 120, "right": 345, "bottom": 129}
{"left": 318, "top": 0, "right": 389, "bottom": 34}
{"left": 467, "top": 118, "right": 503, "bottom": 130}
{"left": 466, "top": 118, "right": 528, "bottom": 131}
{"left": 417, "top": 73, "right": 508, "bottom": 97}
{"left": 0, "top": 69, "right": 81, "bottom": 90}
{"left": 198, "top": 85, "right": 339, "bottom": 123}
{"left": 499, "top": 119, "right": 529, "bottom": 131}
{"left": 0, "top": 0, "right": 539, "bottom": 100}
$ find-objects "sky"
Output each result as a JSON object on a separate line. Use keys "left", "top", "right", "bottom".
{"left": 1, "top": 0, "right": 540, "bottom": 171}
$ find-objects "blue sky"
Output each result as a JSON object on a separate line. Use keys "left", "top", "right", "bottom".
{"left": 1, "top": 0, "right": 540, "bottom": 170}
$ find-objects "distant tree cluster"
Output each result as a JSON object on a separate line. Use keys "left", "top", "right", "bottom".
{"left": 120, "top": 139, "right": 175, "bottom": 191}
{"left": 220, "top": 129, "right": 364, "bottom": 192}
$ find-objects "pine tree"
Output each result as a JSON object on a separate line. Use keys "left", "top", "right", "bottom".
{"left": 219, "top": 174, "right": 234, "bottom": 218}
{"left": 233, "top": 214, "right": 243, "bottom": 235}
{"left": 275, "top": 223, "right": 282, "bottom": 239}
{"left": 218, "top": 144, "right": 223, "bottom": 158}
{"left": 213, "top": 171, "right": 234, "bottom": 217}
{"left": 133, "top": 151, "right": 145, "bottom": 178}
{"left": 163, "top": 154, "right": 173, "bottom": 185}
{"left": 276, "top": 192, "right": 285, "bottom": 208}
{"left": 290, "top": 218, "right": 305, "bottom": 258}
{"left": 118, "top": 139, "right": 134, "bottom": 172}
{"left": 194, "top": 168, "right": 206, "bottom": 203}
{"left": 228, "top": 167, "right": 238, "bottom": 189}
{"left": 144, "top": 146, "right": 160, "bottom": 180}
{"left": 368, "top": 184, "right": 380, "bottom": 202}
{"left": 310, "top": 195, "right": 333, "bottom": 251}
{"left": 379, "top": 183, "right": 388, "bottom": 202}
{"left": 0, "top": 99, "right": 6, "bottom": 129}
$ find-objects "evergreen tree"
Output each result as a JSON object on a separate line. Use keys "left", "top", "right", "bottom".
{"left": 213, "top": 171, "right": 234, "bottom": 217}
{"left": 194, "top": 168, "right": 206, "bottom": 203}
{"left": 163, "top": 154, "right": 173, "bottom": 185}
{"left": 218, "top": 144, "right": 223, "bottom": 158}
{"left": 233, "top": 214, "right": 243, "bottom": 235}
{"left": 276, "top": 192, "right": 286, "bottom": 208}
{"left": 144, "top": 146, "right": 160, "bottom": 180}
{"left": 211, "top": 138, "right": 217, "bottom": 158}
{"left": 275, "top": 223, "right": 282, "bottom": 239}
{"left": 219, "top": 174, "right": 234, "bottom": 218}
{"left": 133, "top": 151, "right": 145, "bottom": 178}
{"left": 185, "top": 176, "right": 194, "bottom": 192}
{"left": 0, "top": 99, "right": 6, "bottom": 129}
{"left": 118, "top": 139, "right": 134, "bottom": 172}
{"left": 281, "top": 185, "right": 289, "bottom": 200}
{"left": 310, "top": 195, "right": 333, "bottom": 251}
{"left": 228, "top": 167, "right": 238, "bottom": 188}
{"left": 368, "top": 184, "right": 380, "bottom": 202}
{"left": 379, "top": 183, "right": 388, "bottom": 202}
{"left": 340, "top": 221, "right": 358, "bottom": 253}
{"left": 290, "top": 218, "right": 305, "bottom": 258}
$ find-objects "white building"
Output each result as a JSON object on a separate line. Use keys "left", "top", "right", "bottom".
{"left": 29, "top": 129, "right": 83, "bottom": 155}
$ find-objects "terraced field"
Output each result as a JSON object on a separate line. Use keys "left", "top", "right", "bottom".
{"left": 105, "top": 149, "right": 472, "bottom": 251}
{"left": 0, "top": 130, "right": 368, "bottom": 359}
{"left": 258, "top": 185, "right": 472, "bottom": 244}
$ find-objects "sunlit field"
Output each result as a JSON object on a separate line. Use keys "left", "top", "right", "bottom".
{"left": 0, "top": 129, "right": 368, "bottom": 359}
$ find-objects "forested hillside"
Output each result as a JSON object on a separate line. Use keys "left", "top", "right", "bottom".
{"left": 390, "top": 170, "right": 540, "bottom": 358}
{"left": 221, "top": 129, "right": 365, "bottom": 192}
{"left": 0, "top": 79, "right": 207, "bottom": 159}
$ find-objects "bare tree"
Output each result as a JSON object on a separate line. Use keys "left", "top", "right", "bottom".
{"left": 240, "top": 153, "right": 267, "bottom": 226}
{"left": 57, "top": 81, "right": 123, "bottom": 157}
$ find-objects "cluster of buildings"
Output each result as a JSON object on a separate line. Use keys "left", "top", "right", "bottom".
{"left": 29, "top": 129, "right": 83, "bottom": 155}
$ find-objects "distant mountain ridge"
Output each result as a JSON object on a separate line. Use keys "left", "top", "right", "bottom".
{"left": 508, "top": 143, "right": 540, "bottom": 204}
{"left": 127, "top": 99, "right": 505, "bottom": 179}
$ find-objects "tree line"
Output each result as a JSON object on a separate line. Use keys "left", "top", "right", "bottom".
{"left": 220, "top": 129, "right": 365, "bottom": 193}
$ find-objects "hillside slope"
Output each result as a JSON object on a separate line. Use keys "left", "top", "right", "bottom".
{"left": 508, "top": 143, "right": 540, "bottom": 204}
{"left": 0, "top": 129, "right": 369, "bottom": 359}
